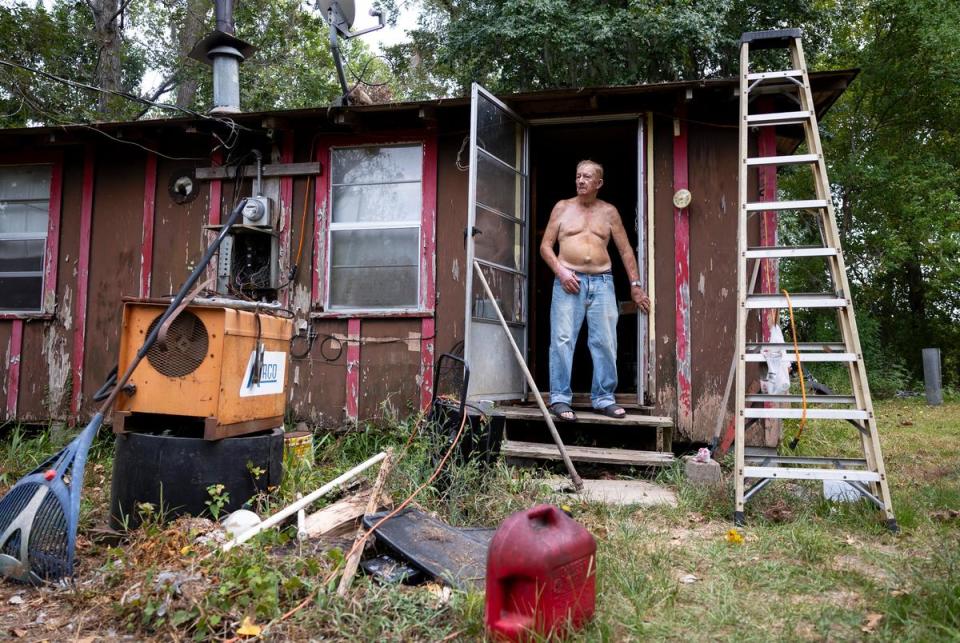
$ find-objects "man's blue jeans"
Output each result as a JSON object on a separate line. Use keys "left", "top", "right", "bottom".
{"left": 549, "top": 271, "right": 618, "bottom": 409}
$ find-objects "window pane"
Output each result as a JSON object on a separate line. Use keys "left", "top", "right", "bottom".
{"left": 474, "top": 206, "right": 522, "bottom": 272}
{"left": 332, "top": 183, "right": 421, "bottom": 223}
{"left": 0, "top": 276, "right": 42, "bottom": 311}
{"left": 477, "top": 95, "right": 521, "bottom": 169}
{"left": 0, "top": 239, "right": 44, "bottom": 272}
{"left": 476, "top": 153, "right": 523, "bottom": 218}
{"left": 332, "top": 145, "right": 422, "bottom": 184}
{"left": 472, "top": 264, "right": 523, "bottom": 323}
{"left": 329, "top": 266, "right": 418, "bottom": 309}
{"left": 329, "top": 228, "right": 419, "bottom": 308}
{"left": 0, "top": 165, "right": 51, "bottom": 201}
{"left": 0, "top": 201, "right": 49, "bottom": 234}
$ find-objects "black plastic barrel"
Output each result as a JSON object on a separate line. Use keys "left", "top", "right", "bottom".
{"left": 109, "top": 428, "right": 284, "bottom": 529}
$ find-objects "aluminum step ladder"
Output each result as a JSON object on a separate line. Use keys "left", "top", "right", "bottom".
{"left": 734, "top": 29, "right": 897, "bottom": 531}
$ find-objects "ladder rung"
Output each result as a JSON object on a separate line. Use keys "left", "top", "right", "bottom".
{"left": 745, "top": 394, "right": 857, "bottom": 404}
{"left": 746, "top": 110, "right": 813, "bottom": 126}
{"left": 746, "top": 153, "right": 819, "bottom": 166}
{"left": 746, "top": 70, "right": 803, "bottom": 81}
{"left": 746, "top": 341, "right": 846, "bottom": 352}
{"left": 745, "top": 246, "right": 837, "bottom": 259}
{"left": 744, "top": 294, "right": 848, "bottom": 309}
{"left": 740, "top": 28, "right": 802, "bottom": 47}
{"left": 743, "top": 352, "right": 857, "bottom": 363}
{"left": 745, "top": 199, "right": 829, "bottom": 211}
{"left": 744, "top": 455, "right": 867, "bottom": 466}
{"left": 743, "top": 408, "right": 870, "bottom": 420}
{"left": 742, "top": 466, "right": 880, "bottom": 482}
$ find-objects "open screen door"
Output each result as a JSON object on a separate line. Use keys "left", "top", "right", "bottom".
{"left": 463, "top": 83, "right": 530, "bottom": 400}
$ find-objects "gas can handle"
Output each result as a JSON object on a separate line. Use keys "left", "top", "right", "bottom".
{"left": 527, "top": 504, "right": 558, "bottom": 527}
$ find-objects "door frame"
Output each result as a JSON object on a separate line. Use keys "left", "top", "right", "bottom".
{"left": 526, "top": 113, "right": 654, "bottom": 405}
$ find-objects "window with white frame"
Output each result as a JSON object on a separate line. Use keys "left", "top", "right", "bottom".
{"left": 0, "top": 165, "right": 52, "bottom": 312}
{"left": 327, "top": 144, "right": 423, "bottom": 310}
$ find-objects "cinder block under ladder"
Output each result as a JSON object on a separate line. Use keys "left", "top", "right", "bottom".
{"left": 496, "top": 403, "right": 675, "bottom": 468}
{"left": 735, "top": 29, "right": 897, "bottom": 531}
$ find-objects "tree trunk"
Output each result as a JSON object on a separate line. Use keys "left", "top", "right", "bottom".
{"left": 174, "top": 0, "right": 209, "bottom": 108}
{"left": 89, "top": 0, "right": 123, "bottom": 116}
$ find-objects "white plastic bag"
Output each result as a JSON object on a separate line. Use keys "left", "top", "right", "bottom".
{"left": 760, "top": 325, "right": 791, "bottom": 395}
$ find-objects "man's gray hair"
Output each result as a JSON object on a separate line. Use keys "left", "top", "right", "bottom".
{"left": 576, "top": 159, "right": 604, "bottom": 180}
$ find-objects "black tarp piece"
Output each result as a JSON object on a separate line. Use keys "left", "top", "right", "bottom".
{"left": 362, "top": 508, "right": 495, "bottom": 590}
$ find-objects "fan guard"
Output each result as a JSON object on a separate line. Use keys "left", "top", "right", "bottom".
{"left": 145, "top": 312, "right": 209, "bottom": 377}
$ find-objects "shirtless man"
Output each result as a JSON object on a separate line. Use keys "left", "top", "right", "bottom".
{"left": 540, "top": 160, "right": 650, "bottom": 421}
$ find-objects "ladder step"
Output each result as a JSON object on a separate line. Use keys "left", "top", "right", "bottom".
{"left": 745, "top": 246, "right": 837, "bottom": 259}
{"left": 747, "top": 341, "right": 846, "bottom": 353}
{"left": 500, "top": 440, "right": 674, "bottom": 467}
{"left": 746, "top": 69, "right": 803, "bottom": 81}
{"left": 742, "top": 466, "right": 880, "bottom": 482}
{"left": 745, "top": 394, "right": 858, "bottom": 405}
{"left": 745, "top": 199, "right": 829, "bottom": 211}
{"left": 743, "top": 352, "right": 857, "bottom": 363}
{"left": 746, "top": 110, "right": 813, "bottom": 126}
{"left": 746, "top": 153, "right": 818, "bottom": 166}
{"left": 744, "top": 293, "right": 848, "bottom": 309}
{"left": 743, "top": 408, "right": 870, "bottom": 420}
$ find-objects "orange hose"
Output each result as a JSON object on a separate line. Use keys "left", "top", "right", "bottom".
{"left": 782, "top": 289, "right": 808, "bottom": 443}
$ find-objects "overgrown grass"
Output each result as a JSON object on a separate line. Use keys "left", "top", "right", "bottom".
{"left": 0, "top": 399, "right": 958, "bottom": 640}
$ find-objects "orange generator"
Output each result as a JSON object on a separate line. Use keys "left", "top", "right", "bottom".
{"left": 113, "top": 301, "right": 294, "bottom": 440}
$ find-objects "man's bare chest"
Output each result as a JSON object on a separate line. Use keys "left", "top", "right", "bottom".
{"left": 558, "top": 212, "right": 610, "bottom": 242}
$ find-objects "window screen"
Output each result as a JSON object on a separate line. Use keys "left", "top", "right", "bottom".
{"left": 0, "top": 165, "right": 51, "bottom": 312}
{"left": 327, "top": 144, "right": 422, "bottom": 309}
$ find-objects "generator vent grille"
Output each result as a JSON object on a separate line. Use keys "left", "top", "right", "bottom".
{"left": 146, "top": 312, "right": 209, "bottom": 377}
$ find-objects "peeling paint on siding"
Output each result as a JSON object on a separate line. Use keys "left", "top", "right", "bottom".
{"left": 292, "top": 283, "right": 311, "bottom": 316}
{"left": 43, "top": 285, "right": 73, "bottom": 416}
{"left": 451, "top": 258, "right": 460, "bottom": 282}
{"left": 697, "top": 272, "right": 705, "bottom": 295}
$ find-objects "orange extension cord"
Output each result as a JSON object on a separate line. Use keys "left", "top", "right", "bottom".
{"left": 782, "top": 289, "right": 808, "bottom": 447}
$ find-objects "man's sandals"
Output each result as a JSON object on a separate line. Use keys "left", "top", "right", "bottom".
{"left": 549, "top": 402, "right": 627, "bottom": 421}
{"left": 549, "top": 402, "right": 578, "bottom": 422}
{"left": 598, "top": 404, "right": 626, "bottom": 419}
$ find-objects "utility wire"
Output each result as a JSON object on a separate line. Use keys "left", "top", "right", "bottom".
{"left": 0, "top": 59, "right": 250, "bottom": 142}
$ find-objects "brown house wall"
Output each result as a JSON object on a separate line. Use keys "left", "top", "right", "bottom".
{"left": 2, "top": 99, "right": 767, "bottom": 441}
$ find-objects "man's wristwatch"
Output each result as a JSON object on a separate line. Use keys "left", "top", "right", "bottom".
{"left": 630, "top": 280, "right": 643, "bottom": 288}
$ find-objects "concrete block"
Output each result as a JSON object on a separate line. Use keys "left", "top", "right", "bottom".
{"left": 684, "top": 455, "right": 721, "bottom": 486}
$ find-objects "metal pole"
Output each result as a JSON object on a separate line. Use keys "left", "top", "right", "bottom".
{"left": 922, "top": 348, "right": 943, "bottom": 406}
{"left": 473, "top": 261, "right": 583, "bottom": 490}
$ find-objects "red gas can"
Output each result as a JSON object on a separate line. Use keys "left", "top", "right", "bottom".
{"left": 485, "top": 504, "right": 597, "bottom": 640}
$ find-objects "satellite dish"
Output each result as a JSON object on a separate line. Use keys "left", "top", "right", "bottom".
{"left": 317, "top": 0, "right": 355, "bottom": 34}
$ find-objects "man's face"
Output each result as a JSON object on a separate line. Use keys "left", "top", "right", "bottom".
{"left": 575, "top": 165, "right": 603, "bottom": 196}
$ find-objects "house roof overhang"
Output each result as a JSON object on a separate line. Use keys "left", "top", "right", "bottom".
{"left": 0, "top": 69, "right": 857, "bottom": 156}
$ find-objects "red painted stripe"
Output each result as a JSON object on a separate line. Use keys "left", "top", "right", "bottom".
{"left": 420, "top": 134, "right": 438, "bottom": 311}
{"left": 673, "top": 110, "right": 692, "bottom": 432}
{"left": 71, "top": 145, "right": 95, "bottom": 418}
{"left": 420, "top": 317, "right": 435, "bottom": 410}
{"left": 758, "top": 123, "right": 779, "bottom": 342}
{"left": 279, "top": 134, "right": 295, "bottom": 307}
{"left": 139, "top": 153, "right": 157, "bottom": 298}
{"left": 43, "top": 153, "right": 63, "bottom": 312}
{"left": 313, "top": 142, "right": 330, "bottom": 305}
{"left": 345, "top": 318, "right": 361, "bottom": 420}
{"left": 5, "top": 320, "right": 23, "bottom": 418}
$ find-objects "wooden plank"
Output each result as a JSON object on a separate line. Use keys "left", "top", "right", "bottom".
{"left": 494, "top": 404, "right": 672, "bottom": 427}
{"left": 303, "top": 490, "right": 374, "bottom": 538}
{"left": 5, "top": 320, "right": 22, "bottom": 418}
{"left": 71, "top": 145, "right": 95, "bottom": 419}
{"left": 195, "top": 162, "right": 322, "bottom": 180}
{"left": 501, "top": 440, "right": 674, "bottom": 467}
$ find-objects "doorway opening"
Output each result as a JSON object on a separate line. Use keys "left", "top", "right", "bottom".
{"left": 528, "top": 120, "right": 645, "bottom": 404}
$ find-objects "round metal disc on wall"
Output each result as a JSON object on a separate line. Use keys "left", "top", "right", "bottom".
{"left": 673, "top": 188, "right": 692, "bottom": 209}
{"left": 168, "top": 169, "right": 199, "bottom": 204}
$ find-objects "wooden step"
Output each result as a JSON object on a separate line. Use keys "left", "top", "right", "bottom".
{"left": 494, "top": 404, "right": 672, "bottom": 428}
{"left": 501, "top": 440, "right": 675, "bottom": 467}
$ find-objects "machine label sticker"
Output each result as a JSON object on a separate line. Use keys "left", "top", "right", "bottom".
{"left": 239, "top": 350, "right": 286, "bottom": 397}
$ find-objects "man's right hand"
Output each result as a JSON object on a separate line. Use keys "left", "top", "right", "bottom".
{"left": 559, "top": 267, "right": 581, "bottom": 294}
